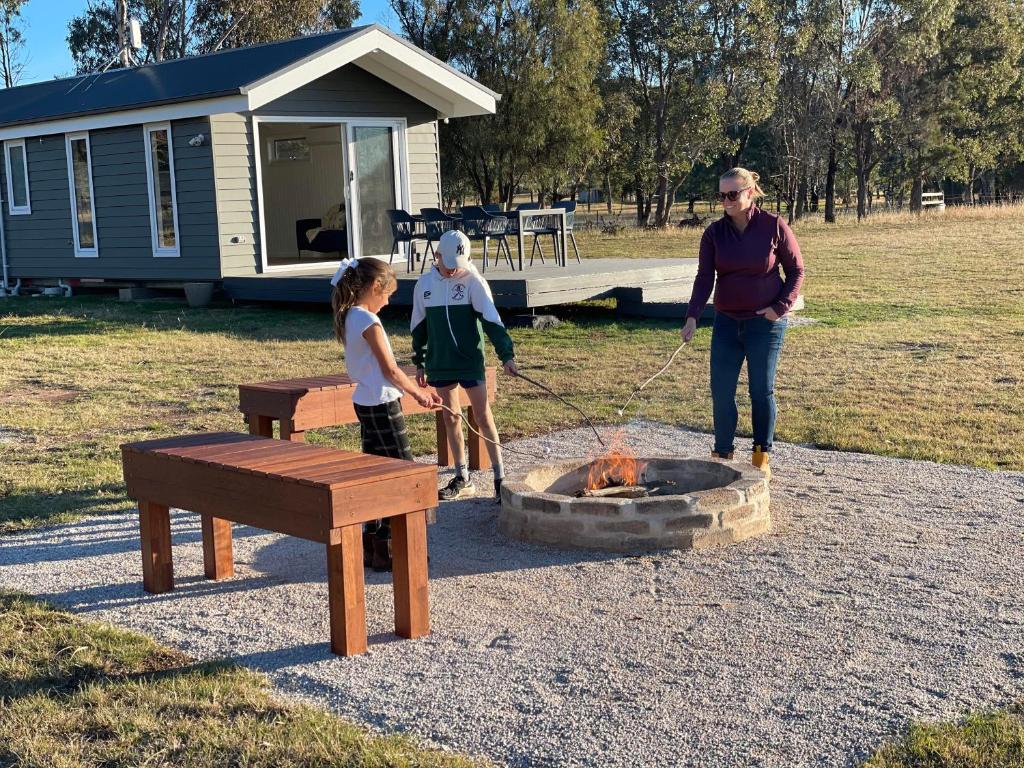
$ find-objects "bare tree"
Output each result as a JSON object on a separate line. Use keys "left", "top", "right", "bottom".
{"left": 0, "top": 0, "right": 28, "bottom": 88}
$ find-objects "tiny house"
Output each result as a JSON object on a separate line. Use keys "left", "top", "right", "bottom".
{"left": 0, "top": 24, "right": 498, "bottom": 289}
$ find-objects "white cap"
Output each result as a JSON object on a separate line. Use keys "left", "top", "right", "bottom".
{"left": 438, "top": 229, "right": 471, "bottom": 270}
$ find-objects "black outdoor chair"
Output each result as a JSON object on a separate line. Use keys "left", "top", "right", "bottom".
{"left": 482, "top": 203, "right": 504, "bottom": 214}
{"left": 419, "top": 208, "right": 459, "bottom": 272}
{"left": 386, "top": 209, "right": 428, "bottom": 273}
{"left": 460, "top": 206, "right": 516, "bottom": 272}
{"left": 554, "top": 200, "right": 582, "bottom": 263}
{"left": 518, "top": 203, "right": 562, "bottom": 267}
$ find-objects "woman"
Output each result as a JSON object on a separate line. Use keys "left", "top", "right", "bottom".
{"left": 681, "top": 168, "right": 805, "bottom": 478}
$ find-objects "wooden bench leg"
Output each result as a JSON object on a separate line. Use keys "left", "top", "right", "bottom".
{"left": 435, "top": 410, "right": 451, "bottom": 467}
{"left": 392, "top": 509, "right": 430, "bottom": 640}
{"left": 326, "top": 525, "right": 367, "bottom": 656}
{"left": 139, "top": 501, "right": 173, "bottom": 594}
{"left": 467, "top": 406, "right": 491, "bottom": 471}
{"left": 248, "top": 414, "right": 274, "bottom": 438}
{"left": 280, "top": 419, "right": 305, "bottom": 442}
{"left": 201, "top": 515, "right": 234, "bottom": 580}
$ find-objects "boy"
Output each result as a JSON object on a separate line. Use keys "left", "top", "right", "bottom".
{"left": 411, "top": 229, "right": 518, "bottom": 500}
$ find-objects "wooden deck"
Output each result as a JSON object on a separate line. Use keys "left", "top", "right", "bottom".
{"left": 223, "top": 258, "right": 699, "bottom": 310}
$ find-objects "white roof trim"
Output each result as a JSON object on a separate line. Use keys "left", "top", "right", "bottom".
{"left": 0, "top": 95, "right": 249, "bottom": 141}
{"left": 243, "top": 26, "right": 498, "bottom": 118}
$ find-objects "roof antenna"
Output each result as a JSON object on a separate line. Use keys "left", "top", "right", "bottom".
{"left": 72, "top": 15, "right": 143, "bottom": 95}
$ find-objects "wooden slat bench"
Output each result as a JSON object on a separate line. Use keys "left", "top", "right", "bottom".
{"left": 121, "top": 432, "right": 437, "bottom": 656}
{"left": 239, "top": 366, "right": 497, "bottom": 470}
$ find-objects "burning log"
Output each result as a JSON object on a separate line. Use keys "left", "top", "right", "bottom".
{"left": 577, "top": 485, "right": 649, "bottom": 499}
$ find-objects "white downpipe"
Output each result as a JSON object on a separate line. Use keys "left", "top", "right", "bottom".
{"left": 57, "top": 279, "right": 73, "bottom": 298}
{"left": 0, "top": 193, "right": 9, "bottom": 294}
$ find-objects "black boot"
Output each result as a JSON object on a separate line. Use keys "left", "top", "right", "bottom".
{"left": 371, "top": 535, "right": 392, "bottom": 572}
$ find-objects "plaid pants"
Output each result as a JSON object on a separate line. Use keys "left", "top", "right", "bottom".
{"left": 355, "top": 399, "right": 413, "bottom": 538}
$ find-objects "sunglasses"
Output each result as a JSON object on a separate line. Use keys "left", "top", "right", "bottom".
{"left": 718, "top": 188, "right": 750, "bottom": 202}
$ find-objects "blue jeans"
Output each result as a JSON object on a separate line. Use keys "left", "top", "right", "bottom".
{"left": 710, "top": 313, "right": 788, "bottom": 455}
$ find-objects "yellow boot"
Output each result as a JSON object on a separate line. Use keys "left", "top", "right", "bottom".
{"left": 711, "top": 450, "right": 734, "bottom": 460}
{"left": 751, "top": 446, "right": 771, "bottom": 481}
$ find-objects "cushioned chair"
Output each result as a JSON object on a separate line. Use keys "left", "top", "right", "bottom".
{"left": 296, "top": 203, "right": 348, "bottom": 256}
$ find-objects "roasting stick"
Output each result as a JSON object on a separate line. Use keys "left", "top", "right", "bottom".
{"left": 435, "top": 403, "right": 547, "bottom": 460}
{"left": 616, "top": 342, "right": 688, "bottom": 417}
{"left": 514, "top": 370, "right": 607, "bottom": 447}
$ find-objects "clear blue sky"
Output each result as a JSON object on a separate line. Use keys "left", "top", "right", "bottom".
{"left": 18, "top": 0, "right": 396, "bottom": 85}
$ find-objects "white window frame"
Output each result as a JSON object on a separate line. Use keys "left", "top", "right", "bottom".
{"left": 4, "top": 138, "right": 31, "bottom": 215}
{"left": 65, "top": 131, "right": 99, "bottom": 258}
{"left": 252, "top": 115, "right": 410, "bottom": 273}
{"left": 143, "top": 122, "right": 181, "bottom": 257}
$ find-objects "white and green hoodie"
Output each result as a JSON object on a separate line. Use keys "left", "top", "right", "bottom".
{"left": 410, "top": 264, "right": 514, "bottom": 382}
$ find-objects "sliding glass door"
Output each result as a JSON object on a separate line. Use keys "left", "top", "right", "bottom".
{"left": 346, "top": 122, "right": 404, "bottom": 260}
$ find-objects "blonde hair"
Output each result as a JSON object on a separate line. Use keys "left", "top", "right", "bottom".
{"left": 720, "top": 167, "right": 765, "bottom": 199}
{"left": 331, "top": 259, "right": 397, "bottom": 343}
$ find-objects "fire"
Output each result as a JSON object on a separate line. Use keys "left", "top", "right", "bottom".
{"left": 586, "top": 431, "right": 646, "bottom": 490}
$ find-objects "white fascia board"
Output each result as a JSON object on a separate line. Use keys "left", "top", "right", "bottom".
{"left": 0, "top": 95, "right": 248, "bottom": 141}
{"left": 243, "top": 27, "right": 498, "bottom": 118}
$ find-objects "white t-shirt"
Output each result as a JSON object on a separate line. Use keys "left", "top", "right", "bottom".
{"left": 344, "top": 306, "right": 403, "bottom": 406}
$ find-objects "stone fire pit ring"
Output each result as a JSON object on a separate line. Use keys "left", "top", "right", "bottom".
{"left": 499, "top": 457, "right": 770, "bottom": 552}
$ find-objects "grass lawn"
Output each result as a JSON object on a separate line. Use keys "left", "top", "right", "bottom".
{"left": 1, "top": 204, "right": 1022, "bottom": 765}
{"left": 0, "top": 591, "right": 483, "bottom": 767}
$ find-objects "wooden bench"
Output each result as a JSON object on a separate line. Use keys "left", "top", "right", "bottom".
{"left": 121, "top": 432, "right": 437, "bottom": 656}
{"left": 239, "top": 367, "right": 497, "bottom": 470}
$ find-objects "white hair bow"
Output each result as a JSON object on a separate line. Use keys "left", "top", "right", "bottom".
{"left": 330, "top": 257, "right": 359, "bottom": 286}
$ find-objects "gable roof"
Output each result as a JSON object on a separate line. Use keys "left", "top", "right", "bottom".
{"left": 0, "top": 24, "right": 498, "bottom": 138}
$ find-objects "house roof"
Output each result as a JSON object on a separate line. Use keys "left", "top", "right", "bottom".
{"left": 0, "top": 24, "right": 498, "bottom": 137}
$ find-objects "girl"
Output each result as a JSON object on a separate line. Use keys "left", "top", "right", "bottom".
{"left": 331, "top": 257, "right": 441, "bottom": 571}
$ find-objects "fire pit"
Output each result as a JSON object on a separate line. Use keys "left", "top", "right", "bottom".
{"left": 499, "top": 456, "right": 770, "bottom": 552}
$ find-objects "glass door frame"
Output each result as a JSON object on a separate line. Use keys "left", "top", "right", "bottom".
{"left": 344, "top": 119, "right": 409, "bottom": 261}
{"left": 252, "top": 115, "right": 410, "bottom": 273}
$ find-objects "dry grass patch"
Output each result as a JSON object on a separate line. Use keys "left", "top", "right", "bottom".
{"left": 0, "top": 591, "right": 485, "bottom": 768}
{"left": 1, "top": 205, "right": 1022, "bottom": 532}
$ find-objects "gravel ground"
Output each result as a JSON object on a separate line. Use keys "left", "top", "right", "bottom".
{"left": 2, "top": 421, "right": 1024, "bottom": 767}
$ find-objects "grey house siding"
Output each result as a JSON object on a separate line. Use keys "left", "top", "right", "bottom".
{"left": 2, "top": 117, "right": 219, "bottom": 281}
{"left": 2, "top": 134, "right": 76, "bottom": 277}
{"left": 210, "top": 112, "right": 260, "bottom": 278}
{"left": 256, "top": 64, "right": 440, "bottom": 212}
{"left": 209, "top": 63, "right": 440, "bottom": 277}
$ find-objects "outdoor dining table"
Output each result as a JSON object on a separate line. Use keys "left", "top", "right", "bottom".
{"left": 510, "top": 208, "right": 568, "bottom": 270}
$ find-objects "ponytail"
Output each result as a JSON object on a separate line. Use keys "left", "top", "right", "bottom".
{"left": 720, "top": 167, "right": 765, "bottom": 199}
{"left": 330, "top": 258, "right": 397, "bottom": 343}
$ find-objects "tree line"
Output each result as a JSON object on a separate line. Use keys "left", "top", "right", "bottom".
{"left": 2, "top": 0, "right": 1020, "bottom": 226}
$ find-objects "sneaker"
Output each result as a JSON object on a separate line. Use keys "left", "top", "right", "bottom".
{"left": 494, "top": 477, "right": 503, "bottom": 502}
{"left": 439, "top": 475, "right": 475, "bottom": 500}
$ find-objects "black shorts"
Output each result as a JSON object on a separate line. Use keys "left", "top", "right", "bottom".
{"left": 353, "top": 399, "right": 413, "bottom": 460}
{"left": 430, "top": 379, "right": 483, "bottom": 390}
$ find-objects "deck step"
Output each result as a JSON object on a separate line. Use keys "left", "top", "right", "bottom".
{"left": 618, "top": 294, "right": 804, "bottom": 320}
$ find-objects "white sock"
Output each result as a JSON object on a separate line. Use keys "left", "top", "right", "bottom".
{"left": 456, "top": 463, "right": 469, "bottom": 481}
{"left": 493, "top": 463, "right": 505, "bottom": 481}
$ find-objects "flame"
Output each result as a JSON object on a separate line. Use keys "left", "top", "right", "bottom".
{"left": 586, "top": 430, "right": 646, "bottom": 490}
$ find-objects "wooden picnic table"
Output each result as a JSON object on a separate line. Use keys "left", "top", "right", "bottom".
{"left": 239, "top": 366, "right": 497, "bottom": 470}
{"left": 122, "top": 432, "right": 437, "bottom": 656}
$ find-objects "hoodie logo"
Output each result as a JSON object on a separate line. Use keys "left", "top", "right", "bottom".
{"left": 451, "top": 284, "right": 466, "bottom": 302}
{"left": 423, "top": 290, "right": 431, "bottom": 299}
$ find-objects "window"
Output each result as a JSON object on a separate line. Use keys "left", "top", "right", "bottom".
{"left": 65, "top": 132, "right": 98, "bottom": 257}
{"left": 144, "top": 123, "right": 180, "bottom": 256}
{"left": 4, "top": 139, "right": 31, "bottom": 215}
{"left": 272, "top": 137, "right": 310, "bottom": 162}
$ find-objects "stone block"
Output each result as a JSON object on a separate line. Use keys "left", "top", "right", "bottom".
{"left": 692, "top": 488, "right": 744, "bottom": 511}
{"left": 721, "top": 503, "right": 758, "bottom": 524}
{"left": 731, "top": 516, "right": 772, "bottom": 542}
{"left": 567, "top": 499, "right": 632, "bottom": 517}
{"left": 595, "top": 519, "right": 650, "bottom": 535}
{"left": 524, "top": 517, "right": 586, "bottom": 545}
{"left": 634, "top": 496, "right": 697, "bottom": 516}
{"left": 690, "top": 528, "right": 736, "bottom": 550}
{"left": 500, "top": 485, "right": 523, "bottom": 510}
{"left": 521, "top": 493, "right": 564, "bottom": 515}
{"left": 664, "top": 513, "right": 715, "bottom": 531}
